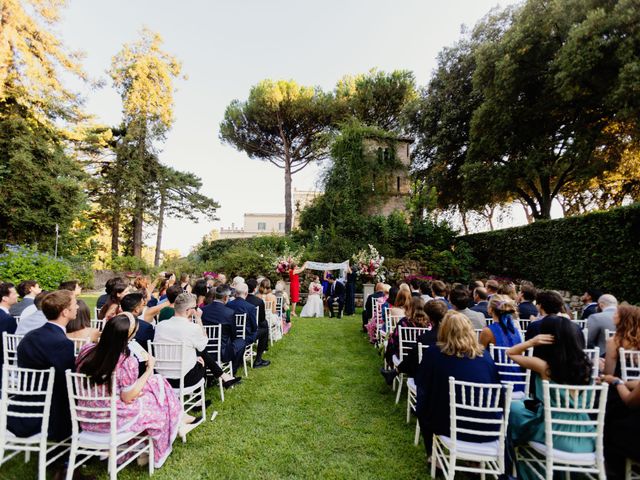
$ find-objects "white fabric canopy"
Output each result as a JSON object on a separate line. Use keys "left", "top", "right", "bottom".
{"left": 304, "top": 261, "right": 350, "bottom": 281}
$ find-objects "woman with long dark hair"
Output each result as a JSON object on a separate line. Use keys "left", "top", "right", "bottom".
{"left": 76, "top": 313, "right": 183, "bottom": 468}
{"left": 66, "top": 299, "right": 100, "bottom": 343}
{"left": 97, "top": 280, "right": 128, "bottom": 320}
{"left": 507, "top": 316, "right": 595, "bottom": 480}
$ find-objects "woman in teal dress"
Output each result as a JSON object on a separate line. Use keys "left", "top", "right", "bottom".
{"left": 507, "top": 315, "right": 595, "bottom": 479}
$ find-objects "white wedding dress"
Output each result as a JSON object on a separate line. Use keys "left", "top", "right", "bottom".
{"left": 300, "top": 283, "right": 324, "bottom": 318}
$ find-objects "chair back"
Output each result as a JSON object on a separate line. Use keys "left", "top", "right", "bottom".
{"left": 0, "top": 365, "right": 55, "bottom": 441}
{"left": 264, "top": 300, "right": 275, "bottom": 314}
{"left": 573, "top": 319, "right": 587, "bottom": 329}
{"left": 275, "top": 296, "right": 285, "bottom": 316}
{"left": 489, "top": 345, "right": 532, "bottom": 396}
{"left": 540, "top": 381, "right": 607, "bottom": 458}
{"left": 448, "top": 377, "right": 513, "bottom": 464}
{"left": 203, "top": 324, "right": 223, "bottom": 362}
{"left": 372, "top": 301, "right": 381, "bottom": 324}
{"left": 517, "top": 318, "right": 532, "bottom": 332}
{"left": 604, "top": 329, "right": 615, "bottom": 340}
{"left": 485, "top": 317, "right": 494, "bottom": 325}
{"left": 90, "top": 319, "right": 105, "bottom": 332}
{"left": 12, "top": 316, "right": 21, "bottom": 326}
{"left": 93, "top": 307, "right": 101, "bottom": 321}
{"left": 2, "top": 332, "right": 24, "bottom": 366}
{"left": 65, "top": 371, "right": 117, "bottom": 440}
{"left": 474, "top": 329, "right": 483, "bottom": 342}
{"left": 71, "top": 337, "right": 91, "bottom": 357}
{"left": 620, "top": 348, "right": 640, "bottom": 381}
{"left": 235, "top": 313, "right": 247, "bottom": 339}
{"left": 583, "top": 347, "right": 600, "bottom": 382}
{"left": 398, "top": 326, "right": 429, "bottom": 362}
{"left": 148, "top": 341, "right": 188, "bottom": 382}
{"left": 417, "top": 342, "right": 430, "bottom": 364}
{"left": 385, "top": 314, "right": 402, "bottom": 335}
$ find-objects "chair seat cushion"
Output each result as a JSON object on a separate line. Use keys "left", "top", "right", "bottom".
{"left": 527, "top": 441, "right": 596, "bottom": 463}
{"left": 78, "top": 429, "right": 141, "bottom": 447}
{"left": 438, "top": 435, "right": 500, "bottom": 457}
{"left": 6, "top": 430, "right": 42, "bottom": 443}
{"left": 407, "top": 377, "right": 416, "bottom": 392}
{"left": 392, "top": 355, "right": 401, "bottom": 367}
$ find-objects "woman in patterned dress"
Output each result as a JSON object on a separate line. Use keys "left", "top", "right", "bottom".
{"left": 76, "top": 313, "right": 183, "bottom": 468}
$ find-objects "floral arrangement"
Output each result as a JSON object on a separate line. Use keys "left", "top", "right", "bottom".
{"left": 202, "top": 271, "right": 218, "bottom": 278}
{"left": 273, "top": 244, "right": 304, "bottom": 274}
{"left": 352, "top": 244, "right": 385, "bottom": 281}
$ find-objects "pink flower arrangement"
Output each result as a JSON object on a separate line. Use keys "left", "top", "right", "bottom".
{"left": 352, "top": 244, "right": 384, "bottom": 281}
{"left": 202, "top": 271, "right": 218, "bottom": 278}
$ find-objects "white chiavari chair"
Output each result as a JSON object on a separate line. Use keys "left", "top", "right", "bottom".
{"left": 620, "top": 348, "right": 640, "bottom": 381}
{"left": 234, "top": 314, "right": 248, "bottom": 377}
{"left": 2, "top": 332, "right": 23, "bottom": 367}
{"left": 412, "top": 342, "right": 431, "bottom": 446}
{"left": 203, "top": 324, "right": 233, "bottom": 403}
{"left": 394, "top": 326, "right": 429, "bottom": 404}
{"left": 489, "top": 344, "right": 532, "bottom": 400}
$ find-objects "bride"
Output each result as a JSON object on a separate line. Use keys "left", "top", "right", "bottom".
{"left": 300, "top": 276, "right": 324, "bottom": 318}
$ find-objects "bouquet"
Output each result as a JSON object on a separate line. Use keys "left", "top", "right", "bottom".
{"left": 352, "top": 244, "right": 385, "bottom": 281}
{"left": 273, "top": 243, "right": 304, "bottom": 274}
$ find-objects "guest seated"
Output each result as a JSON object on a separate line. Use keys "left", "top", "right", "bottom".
{"left": 66, "top": 299, "right": 100, "bottom": 343}
{"left": 244, "top": 279, "right": 271, "bottom": 368}
{"left": 120, "top": 293, "right": 155, "bottom": 353}
{"left": 157, "top": 284, "right": 183, "bottom": 322}
{"left": 581, "top": 288, "right": 603, "bottom": 319}
{"left": 201, "top": 285, "right": 247, "bottom": 374}
{"left": 419, "top": 281, "right": 432, "bottom": 303}
{"left": 470, "top": 286, "right": 489, "bottom": 317}
{"left": 153, "top": 293, "right": 240, "bottom": 389}
{"left": 96, "top": 276, "right": 124, "bottom": 310}
{"left": 0, "top": 282, "right": 18, "bottom": 384}
{"left": 9, "top": 290, "right": 76, "bottom": 442}
{"left": 587, "top": 293, "right": 618, "bottom": 354}
{"left": 507, "top": 316, "right": 595, "bottom": 479}
{"left": 326, "top": 276, "right": 346, "bottom": 319}
{"left": 479, "top": 295, "right": 522, "bottom": 348}
{"left": 274, "top": 280, "right": 291, "bottom": 333}
{"left": 497, "top": 283, "right": 518, "bottom": 301}
{"left": 15, "top": 291, "right": 49, "bottom": 335}
{"left": 415, "top": 311, "right": 501, "bottom": 453}
{"left": 192, "top": 279, "right": 209, "bottom": 308}
{"left": 228, "top": 282, "right": 263, "bottom": 352}
{"left": 59, "top": 280, "right": 82, "bottom": 297}
{"left": 98, "top": 278, "right": 128, "bottom": 320}
{"left": 396, "top": 299, "right": 448, "bottom": 380}
{"left": 9, "top": 280, "right": 41, "bottom": 318}
{"left": 604, "top": 303, "right": 640, "bottom": 376}
{"left": 362, "top": 282, "right": 385, "bottom": 331}
{"left": 257, "top": 279, "right": 278, "bottom": 314}
{"left": 517, "top": 284, "right": 538, "bottom": 320}
{"left": 450, "top": 286, "right": 486, "bottom": 329}
{"left": 388, "top": 288, "right": 411, "bottom": 319}
{"left": 485, "top": 279, "right": 499, "bottom": 299}
{"left": 525, "top": 290, "right": 583, "bottom": 347}
{"left": 76, "top": 313, "right": 184, "bottom": 467}
{"left": 430, "top": 280, "right": 452, "bottom": 309}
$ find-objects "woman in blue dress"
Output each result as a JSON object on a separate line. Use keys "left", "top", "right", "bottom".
{"left": 479, "top": 295, "right": 524, "bottom": 392}
{"left": 507, "top": 316, "right": 595, "bottom": 480}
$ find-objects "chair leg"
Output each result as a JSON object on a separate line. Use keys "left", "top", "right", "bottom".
{"left": 38, "top": 445, "right": 47, "bottom": 480}
{"left": 395, "top": 374, "right": 404, "bottom": 404}
{"left": 406, "top": 394, "right": 412, "bottom": 423}
{"left": 243, "top": 355, "right": 248, "bottom": 377}
{"left": 109, "top": 446, "right": 117, "bottom": 480}
{"left": 414, "top": 421, "right": 421, "bottom": 446}
{"left": 430, "top": 437, "right": 437, "bottom": 479}
{"left": 218, "top": 378, "right": 225, "bottom": 402}
{"left": 480, "top": 462, "right": 485, "bottom": 480}
{"left": 65, "top": 442, "right": 77, "bottom": 480}
{"left": 148, "top": 438, "right": 154, "bottom": 475}
{"left": 24, "top": 450, "right": 31, "bottom": 463}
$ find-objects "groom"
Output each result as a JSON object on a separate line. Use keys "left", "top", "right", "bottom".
{"left": 327, "top": 276, "right": 345, "bottom": 318}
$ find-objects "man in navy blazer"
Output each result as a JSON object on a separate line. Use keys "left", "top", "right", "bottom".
{"left": 470, "top": 287, "right": 490, "bottom": 318}
{"left": 244, "top": 279, "right": 271, "bottom": 367}
{"left": 517, "top": 285, "right": 539, "bottom": 320}
{"left": 227, "top": 282, "right": 258, "bottom": 343}
{"left": 0, "top": 282, "right": 19, "bottom": 386}
{"left": 581, "top": 288, "right": 603, "bottom": 320}
{"left": 8, "top": 290, "right": 77, "bottom": 441}
{"left": 327, "top": 277, "right": 346, "bottom": 318}
{"left": 201, "top": 285, "right": 246, "bottom": 373}
{"left": 362, "top": 283, "right": 385, "bottom": 330}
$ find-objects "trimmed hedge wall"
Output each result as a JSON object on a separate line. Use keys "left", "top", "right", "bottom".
{"left": 460, "top": 203, "right": 640, "bottom": 303}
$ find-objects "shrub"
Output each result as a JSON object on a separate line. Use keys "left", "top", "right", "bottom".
{"left": 110, "top": 255, "right": 152, "bottom": 275}
{"left": 0, "top": 246, "right": 74, "bottom": 290}
{"left": 204, "top": 246, "right": 279, "bottom": 284}
{"left": 461, "top": 203, "right": 640, "bottom": 303}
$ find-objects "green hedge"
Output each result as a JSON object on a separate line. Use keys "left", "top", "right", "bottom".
{"left": 461, "top": 203, "right": 640, "bottom": 303}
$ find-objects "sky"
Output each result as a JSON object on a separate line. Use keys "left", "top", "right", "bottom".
{"left": 57, "top": 0, "right": 523, "bottom": 255}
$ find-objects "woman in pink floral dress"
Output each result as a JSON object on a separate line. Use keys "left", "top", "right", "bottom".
{"left": 76, "top": 313, "right": 182, "bottom": 468}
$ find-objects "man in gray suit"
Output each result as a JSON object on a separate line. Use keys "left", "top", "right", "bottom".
{"left": 450, "top": 287, "right": 486, "bottom": 329}
{"left": 587, "top": 294, "right": 617, "bottom": 355}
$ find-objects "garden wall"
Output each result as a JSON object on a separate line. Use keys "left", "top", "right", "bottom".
{"left": 460, "top": 203, "right": 640, "bottom": 304}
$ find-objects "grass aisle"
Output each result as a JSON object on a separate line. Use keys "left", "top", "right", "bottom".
{"left": 1, "top": 315, "right": 430, "bottom": 479}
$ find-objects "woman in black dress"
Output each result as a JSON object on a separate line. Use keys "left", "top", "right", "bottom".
{"left": 344, "top": 264, "right": 356, "bottom": 316}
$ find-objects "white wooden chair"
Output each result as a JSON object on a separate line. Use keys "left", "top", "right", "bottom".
{"left": 147, "top": 341, "right": 207, "bottom": 440}
{"left": 393, "top": 326, "right": 429, "bottom": 404}
{"left": 93, "top": 307, "right": 100, "bottom": 320}
{"left": 474, "top": 329, "right": 483, "bottom": 342}
{"left": 573, "top": 319, "right": 587, "bottom": 329}
{"left": 518, "top": 318, "right": 533, "bottom": 333}
{"left": 70, "top": 338, "right": 91, "bottom": 357}
{"left": 411, "top": 342, "right": 431, "bottom": 446}
{"left": 583, "top": 327, "right": 589, "bottom": 347}
{"left": 583, "top": 347, "right": 601, "bottom": 382}
{"left": 627, "top": 459, "right": 640, "bottom": 480}
{"left": 2, "top": 332, "right": 23, "bottom": 366}
{"left": 0, "top": 366, "right": 69, "bottom": 480}
{"left": 264, "top": 300, "right": 281, "bottom": 345}
{"left": 243, "top": 307, "right": 260, "bottom": 370}
{"left": 65, "top": 371, "right": 153, "bottom": 480}
{"left": 12, "top": 316, "right": 21, "bottom": 326}
{"left": 382, "top": 313, "right": 403, "bottom": 356}
{"left": 604, "top": 329, "right": 615, "bottom": 341}
{"left": 489, "top": 344, "right": 532, "bottom": 399}
{"left": 203, "top": 324, "right": 233, "bottom": 402}
{"left": 275, "top": 296, "right": 285, "bottom": 319}
{"left": 619, "top": 348, "right": 640, "bottom": 381}
{"left": 485, "top": 317, "right": 494, "bottom": 326}
{"left": 516, "top": 381, "right": 608, "bottom": 480}
{"left": 431, "top": 377, "right": 513, "bottom": 480}
{"left": 234, "top": 314, "right": 248, "bottom": 377}
{"left": 90, "top": 319, "right": 105, "bottom": 332}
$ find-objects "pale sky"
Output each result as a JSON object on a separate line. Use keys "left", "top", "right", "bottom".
{"left": 58, "top": 0, "right": 523, "bottom": 255}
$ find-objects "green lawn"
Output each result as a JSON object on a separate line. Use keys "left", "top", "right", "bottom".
{"left": 1, "top": 315, "right": 430, "bottom": 479}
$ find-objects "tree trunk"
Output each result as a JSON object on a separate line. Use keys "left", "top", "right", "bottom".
{"left": 111, "top": 202, "right": 120, "bottom": 258}
{"left": 460, "top": 209, "right": 469, "bottom": 235}
{"left": 284, "top": 158, "right": 292, "bottom": 233}
{"left": 154, "top": 190, "right": 165, "bottom": 267}
{"left": 132, "top": 192, "right": 144, "bottom": 258}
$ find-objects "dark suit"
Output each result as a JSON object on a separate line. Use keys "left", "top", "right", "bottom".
{"left": 228, "top": 298, "right": 258, "bottom": 343}
{"left": 470, "top": 301, "right": 489, "bottom": 318}
{"left": 201, "top": 301, "right": 245, "bottom": 372}
{"left": 134, "top": 319, "right": 155, "bottom": 377}
{"left": 245, "top": 294, "right": 269, "bottom": 360}
{"left": 581, "top": 303, "right": 598, "bottom": 320}
{"left": 328, "top": 281, "right": 346, "bottom": 317}
{"left": 8, "top": 322, "right": 75, "bottom": 441}
{"left": 518, "top": 301, "right": 538, "bottom": 320}
{"left": 9, "top": 298, "right": 34, "bottom": 317}
{"left": 363, "top": 291, "right": 384, "bottom": 327}
{"left": 0, "top": 309, "right": 18, "bottom": 386}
